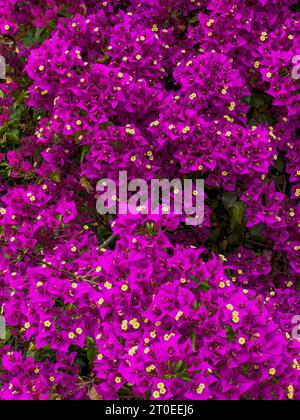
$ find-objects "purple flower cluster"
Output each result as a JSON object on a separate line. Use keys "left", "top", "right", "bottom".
{"left": 0, "top": 0, "right": 299, "bottom": 400}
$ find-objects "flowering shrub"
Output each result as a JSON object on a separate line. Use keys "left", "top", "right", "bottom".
{"left": 0, "top": 0, "right": 300, "bottom": 400}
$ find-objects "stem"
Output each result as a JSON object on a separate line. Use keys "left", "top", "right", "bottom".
{"left": 99, "top": 234, "right": 119, "bottom": 249}
{"left": 27, "top": 253, "right": 78, "bottom": 279}
{"left": 26, "top": 253, "right": 100, "bottom": 286}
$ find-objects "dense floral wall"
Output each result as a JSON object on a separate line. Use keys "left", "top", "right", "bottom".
{"left": 0, "top": 0, "right": 299, "bottom": 400}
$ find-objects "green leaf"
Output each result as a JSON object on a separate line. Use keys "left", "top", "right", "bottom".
{"left": 222, "top": 192, "right": 238, "bottom": 210}
{"left": 198, "top": 281, "right": 210, "bottom": 292}
{"left": 80, "top": 146, "right": 91, "bottom": 163}
{"left": 231, "top": 202, "right": 247, "bottom": 225}
{"left": 227, "top": 232, "right": 243, "bottom": 248}
{"left": 85, "top": 337, "right": 98, "bottom": 363}
{"left": 22, "top": 27, "right": 49, "bottom": 47}
{"left": 35, "top": 27, "right": 45, "bottom": 40}
{"left": 7, "top": 128, "right": 20, "bottom": 142}
{"left": 226, "top": 326, "right": 237, "bottom": 343}
{"left": 189, "top": 14, "right": 199, "bottom": 25}
{"left": 58, "top": 9, "right": 72, "bottom": 18}
{"left": 190, "top": 330, "right": 197, "bottom": 351}
{"left": 241, "top": 95, "right": 251, "bottom": 105}
{"left": 0, "top": 329, "right": 11, "bottom": 346}
{"left": 189, "top": 275, "right": 199, "bottom": 283}
{"left": 173, "top": 360, "right": 185, "bottom": 374}
{"left": 174, "top": 360, "right": 183, "bottom": 373}
{"left": 193, "top": 300, "right": 201, "bottom": 309}
{"left": 242, "top": 364, "right": 250, "bottom": 378}
{"left": 49, "top": 170, "right": 61, "bottom": 183}
{"left": 274, "top": 156, "right": 285, "bottom": 172}
{"left": 248, "top": 223, "right": 265, "bottom": 243}
{"left": 181, "top": 377, "right": 193, "bottom": 382}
